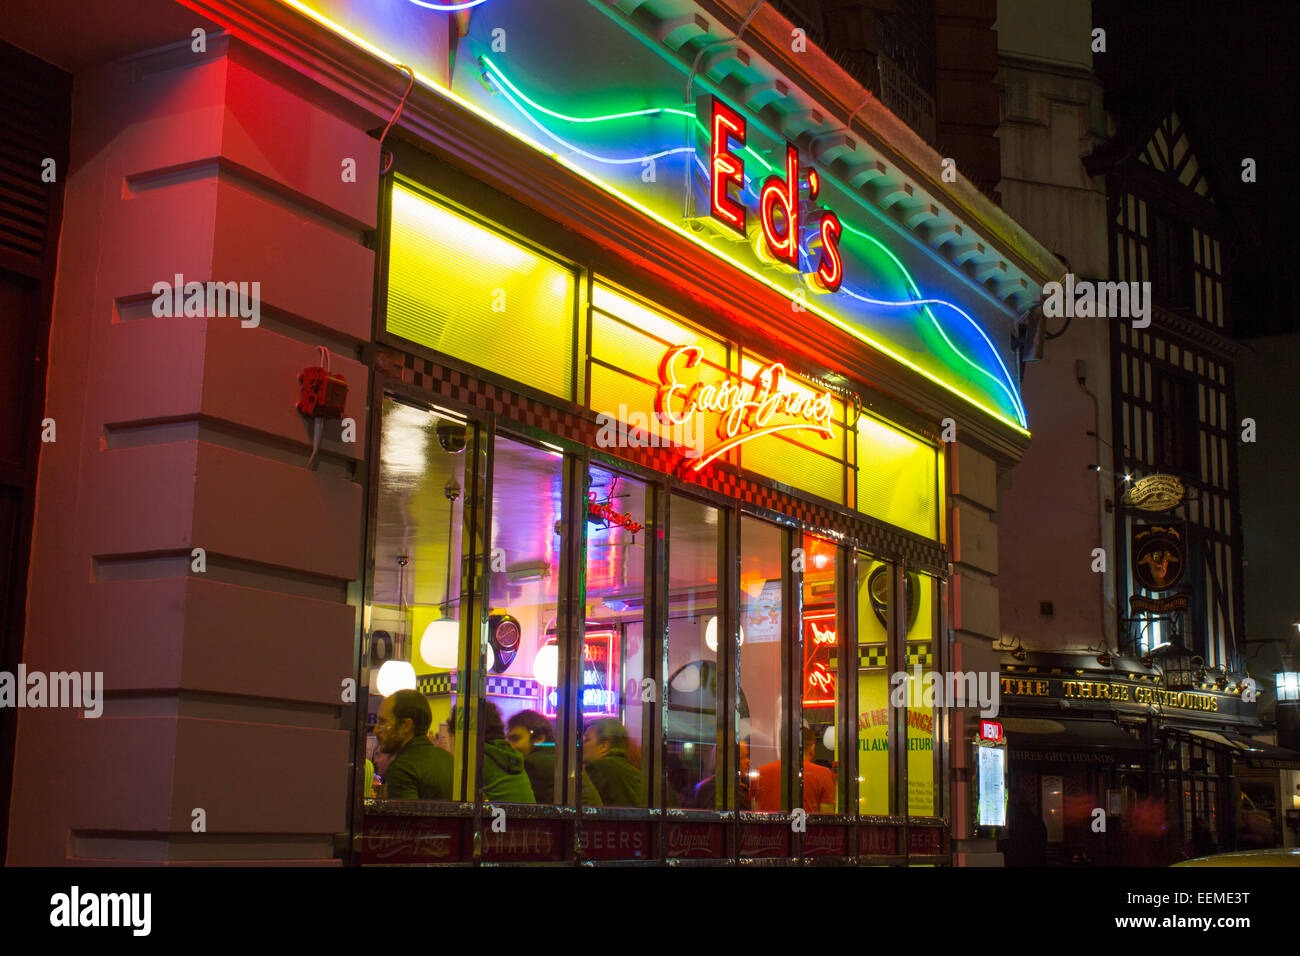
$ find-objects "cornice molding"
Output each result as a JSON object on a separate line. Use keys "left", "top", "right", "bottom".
{"left": 178, "top": 0, "right": 1030, "bottom": 464}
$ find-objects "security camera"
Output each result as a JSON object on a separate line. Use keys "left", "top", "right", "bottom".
{"left": 436, "top": 421, "right": 467, "bottom": 454}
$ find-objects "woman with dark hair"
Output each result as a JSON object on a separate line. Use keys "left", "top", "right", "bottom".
{"left": 449, "top": 701, "right": 535, "bottom": 803}
{"left": 506, "top": 709, "right": 602, "bottom": 806}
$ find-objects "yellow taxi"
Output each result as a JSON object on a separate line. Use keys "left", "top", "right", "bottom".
{"left": 1173, "top": 848, "right": 1300, "bottom": 867}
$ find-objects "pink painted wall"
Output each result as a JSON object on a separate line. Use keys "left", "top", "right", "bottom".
{"left": 7, "top": 35, "right": 378, "bottom": 863}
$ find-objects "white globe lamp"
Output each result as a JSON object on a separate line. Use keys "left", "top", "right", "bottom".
{"left": 704, "top": 616, "right": 745, "bottom": 652}
{"left": 534, "top": 643, "right": 559, "bottom": 686}
{"left": 420, "top": 618, "right": 460, "bottom": 668}
{"left": 375, "top": 659, "right": 417, "bottom": 697}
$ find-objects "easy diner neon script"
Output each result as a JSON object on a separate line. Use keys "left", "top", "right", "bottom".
{"left": 655, "top": 346, "right": 834, "bottom": 471}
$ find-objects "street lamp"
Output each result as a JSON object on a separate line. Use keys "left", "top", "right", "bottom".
{"left": 1278, "top": 672, "right": 1300, "bottom": 702}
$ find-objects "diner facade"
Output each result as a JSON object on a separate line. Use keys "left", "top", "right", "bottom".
{"left": 4, "top": 0, "right": 1059, "bottom": 865}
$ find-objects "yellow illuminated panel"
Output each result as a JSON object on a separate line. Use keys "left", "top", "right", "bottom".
{"left": 275, "top": 0, "right": 1029, "bottom": 436}
{"left": 590, "top": 282, "right": 728, "bottom": 453}
{"left": 387, "top": 182, "right": 576, "bottom": 400}
{"left": 856, "top": 416, "right": 938, "bottom": 539}
{"left": 857, "top": 559, "right": 891, "bottom": 815}
{"left": 736, "top": 351, "right": 846, "bottom": 504}
{"left": 906, "top": 574, "right": 937, "bottom": 816}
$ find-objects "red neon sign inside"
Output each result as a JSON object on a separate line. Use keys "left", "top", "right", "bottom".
{"left": 587, "top": 492, "right": 642, "bottom": 534}
{"left": 708, "top": 98, "right": 843, "bottom": 292}
{"left": 802, "top": 612, "right": 837, "bottom": 707}
{"left": 655, "top": 346, "right": 834, "bottom": 472}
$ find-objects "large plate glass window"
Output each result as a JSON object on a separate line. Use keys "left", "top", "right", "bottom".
{"left": 739, "top": 516, "right": 787, "bottom": 813}
{"left": 581, "top": 465, "right": 650, "bottom": 807}
{"left": 369, "top": 398, "right": 472, "bottom": 803}
{"left": 666, "top": 494, "right": 723, "bottom": 808}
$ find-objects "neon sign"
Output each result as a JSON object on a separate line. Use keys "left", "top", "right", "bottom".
{"left": 407, "top": 0, "right": 490, "bottom": 10}
{"left": 708, "top": 97, "right": 747, "bottom": 236}
{"left": 539, "top": 631, "right": 619, "bottom": 720}
{"left": 707, "top": 97, "right": 843, "bottom": 292}
{"left": 276, "top": 4, "right": 1029, "bottom": 432}
{"left": 587, "top": 492, "right": 642, "bottom": 534}
{"left": 655, "top": 346, "right": 834, "bottom": 471}
{"left": 802, "top": 611, "right": 837, "bottom": 707}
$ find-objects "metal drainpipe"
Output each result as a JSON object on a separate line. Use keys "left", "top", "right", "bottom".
{"left": 1076, "top": 358, "right": 1115, "bottom": 655}
{"left": 682, "top": 1, "right": 767, "bottom": 221}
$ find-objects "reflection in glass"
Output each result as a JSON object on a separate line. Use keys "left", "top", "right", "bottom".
{"left": 369, "top": 398, "right": 469, "bottom": 801}
{"left": 484, "top": 435, "right": 564, "bottom": 804}
{"left": 739, "top": 517, "right": 784, "bottom": 813}
{"left": 666, "top": 495, "right": 721, "bottom": 808}
{"left": 906, "top": 574, "right": 938, "bottom": 816}
{"left": 581, "top": 466, "right": 648, "bottom": 807}
{"left": 800, "top": 533, "right": 839, "bottom": 813}
{"left": 856, "top": 557, "right": 892, "bottom": 815}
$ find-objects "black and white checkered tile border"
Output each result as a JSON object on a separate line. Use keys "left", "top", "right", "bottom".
{"left": 387, "top": 350, "right": 948, "bottom": 577}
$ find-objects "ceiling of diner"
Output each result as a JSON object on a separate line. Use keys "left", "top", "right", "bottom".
{"left": 372, "top": 399, "right": 837, "bottom": 617}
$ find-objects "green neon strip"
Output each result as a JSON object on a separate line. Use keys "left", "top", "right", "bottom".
{"left": 276, "top": 0, "right": 1028, "bottom": 437}
{"left": 481, "top": 56, "right": 694, "bottom": 123}
{"left": 482, "top": 56, "right": 775, "bottom": 173}
{"left": 482, "top": 56, "right": 1020, "bottom": 422}
{"left": 838, "top": 220, "right": 1020, "bottom": 416}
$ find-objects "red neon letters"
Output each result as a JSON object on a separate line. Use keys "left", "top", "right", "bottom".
{"left": 655, "top": 345, "right": 835, "bottom": 472}
{"left": 759, "top": 145, "right": 800, "bottom": 267}
{"left": 707, "top": 98, "right": 844, "bottom": 290}
{"left": 587, "top": 491, "right": 643, "bottom": 534}
{"left": 709, "top": 98, "right": 747, "bottom": 236}
{"left": 802, "top": 614, "right": 837, "bottom": 707}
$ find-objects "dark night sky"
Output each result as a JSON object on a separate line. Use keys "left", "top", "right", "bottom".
{"left": 1091, "top": 0, "right": 1300, "bottom": 336}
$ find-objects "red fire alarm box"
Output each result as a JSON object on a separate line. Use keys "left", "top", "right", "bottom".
{"left": 297, "top": 367, "right": 348, "bottom": 419}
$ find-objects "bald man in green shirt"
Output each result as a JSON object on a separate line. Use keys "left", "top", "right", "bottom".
{"left": 375, "top": 690, "right": 453, "bottom": 800}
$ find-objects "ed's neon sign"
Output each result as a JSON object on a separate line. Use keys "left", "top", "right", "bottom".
{"left": 707, "top": 98, "right": 843, "bottom": 293}
{"left": 655, "top": 346, "right": 834, "bottom": 471}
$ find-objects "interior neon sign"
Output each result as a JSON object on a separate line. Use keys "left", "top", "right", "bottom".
{"left": 802, "top": 612, "right": 837, "bottom": 707}
{"left": 540, "top": 631, "right": 619, "bottom": 720}
{"left": 655, "top": 346, "right": 834, "bottom": 471}
{"left": 587, "top": 492, "right": 643, "bottom": 534}
{"left": 707, "top": 97, "right": 843, "bottom": 293}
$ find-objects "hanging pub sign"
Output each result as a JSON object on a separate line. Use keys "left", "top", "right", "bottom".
{"left": 1122, "top": 474, "right": 1186, "bottom": 512}
{"left": 1129, "top": 593, "right": 1190, "bottom": 615}
{"left": 1132, "top": 525, "right": 1185, "bottom": 592}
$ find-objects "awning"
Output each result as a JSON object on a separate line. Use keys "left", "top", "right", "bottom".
{"left": 1187, "top": 730, "right": 1300, "bottom": 770}
{"left": 1003, "top": 717, "right": 1149, "bottom": 765}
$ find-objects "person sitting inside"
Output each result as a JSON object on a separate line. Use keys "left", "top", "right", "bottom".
{"left": 506, "top": 710, "right": 603, "bottom": 806}
{"left": 692, "top": 739, "right": 751, "bottom": 810}
{"left": 449, "top": 701, "right": 536, "bottom": 803}
{"left": 375, "top": 689, "right": 453, "bottom": 800}
{"left": 582, "top": 718, "right": 643, "bottom": 807}
{"left": 749, "top": 725, "right": 835, "bottom": 814}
